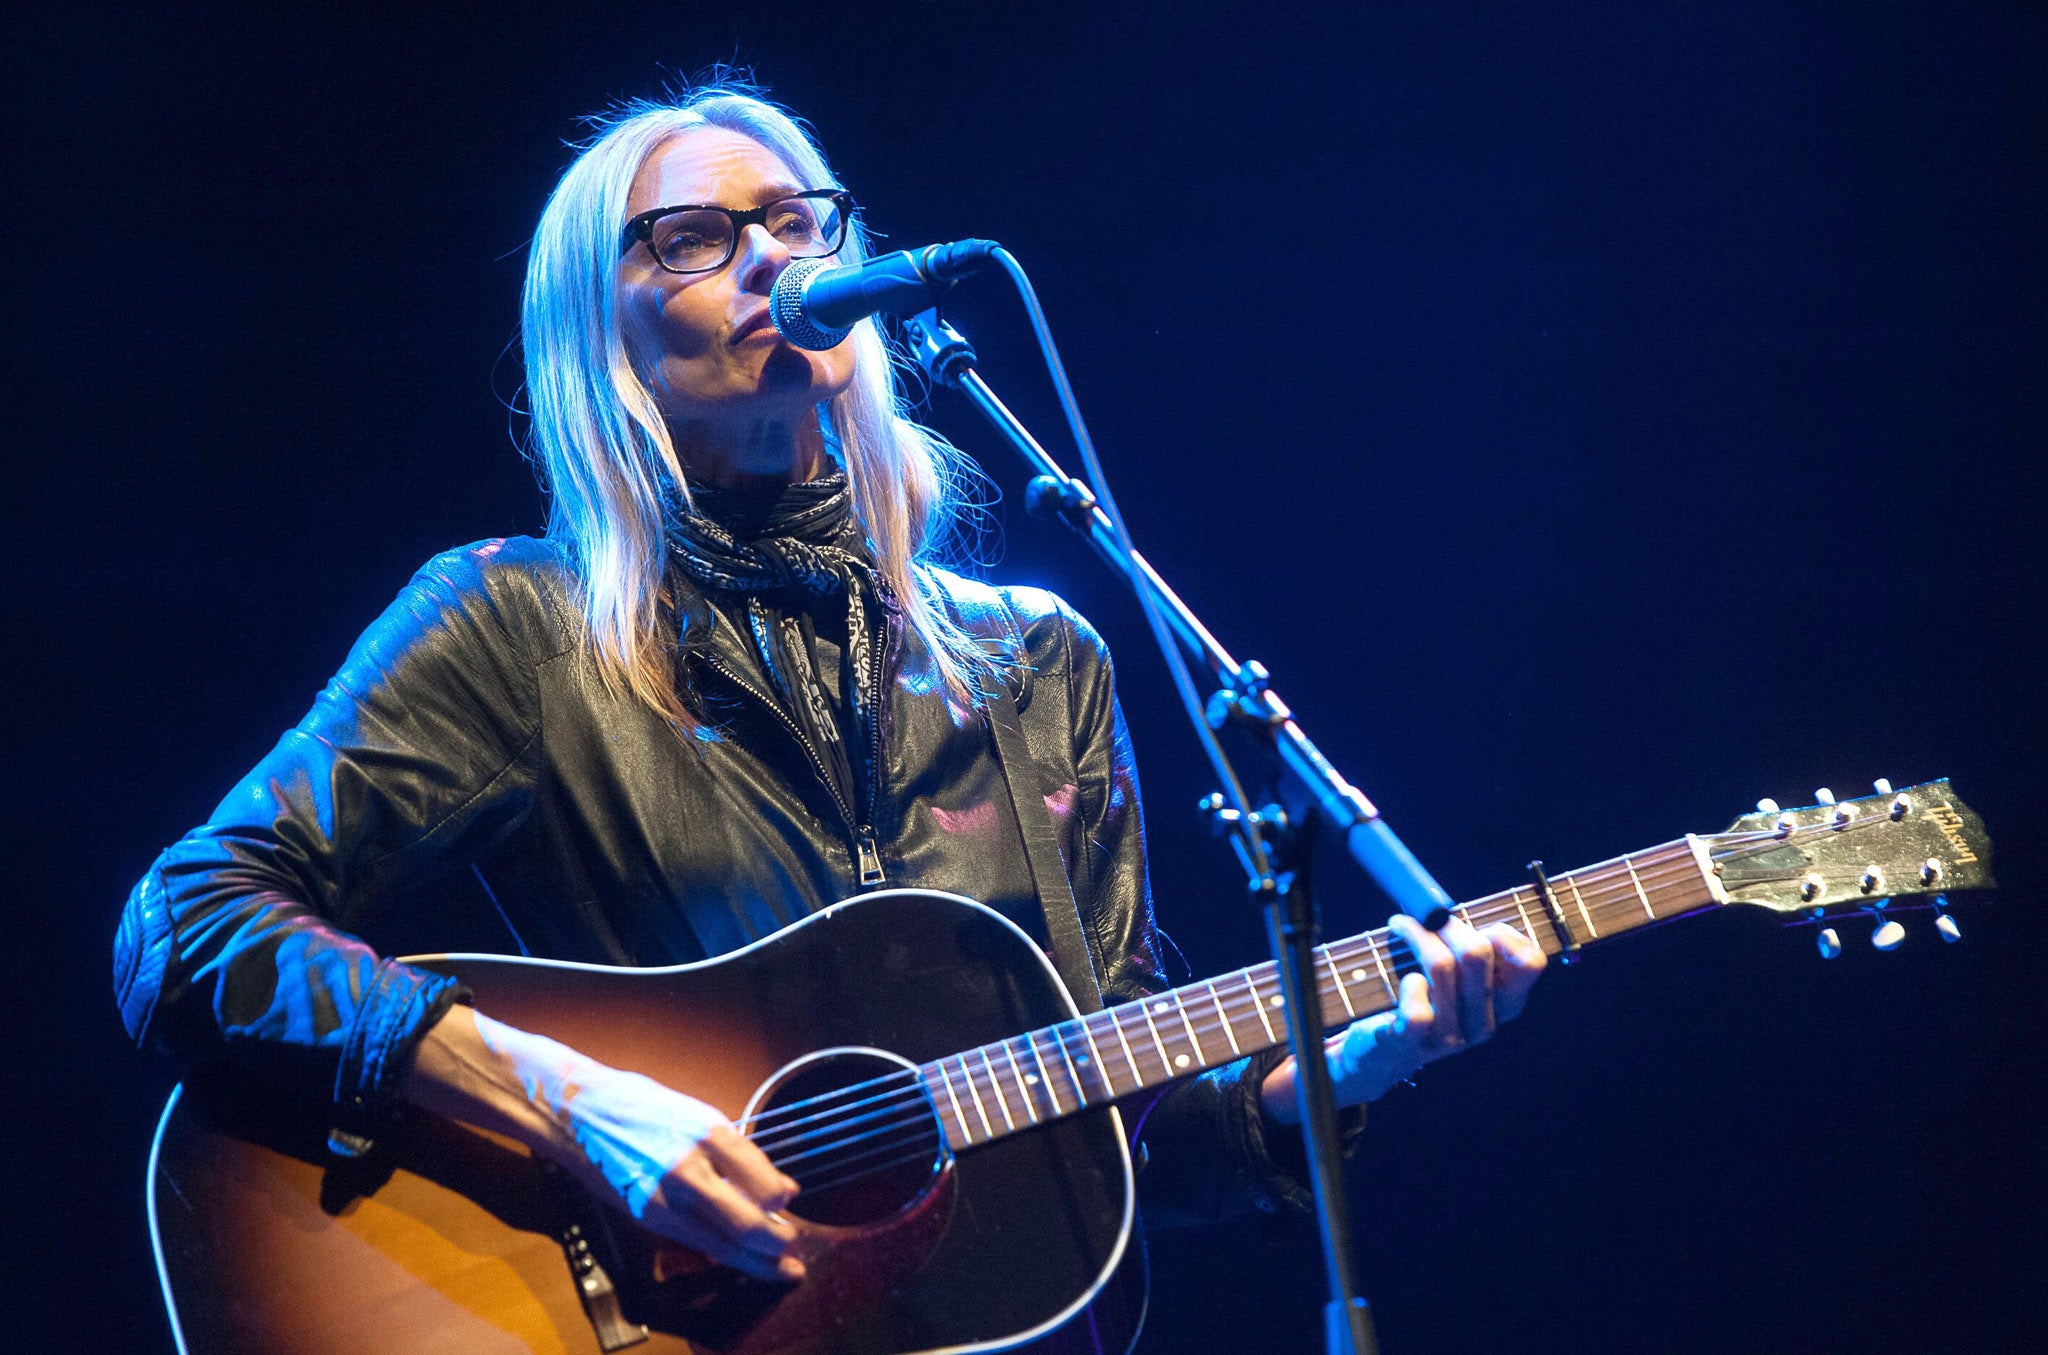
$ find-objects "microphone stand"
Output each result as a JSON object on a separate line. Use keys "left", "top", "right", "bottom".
{"left": 905, "top": 306, "right": 1457, "bottom": 1355}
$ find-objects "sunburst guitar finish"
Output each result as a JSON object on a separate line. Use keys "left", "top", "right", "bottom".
{"left": 149, "top": 890, "right": 1148, "bottom": 1355}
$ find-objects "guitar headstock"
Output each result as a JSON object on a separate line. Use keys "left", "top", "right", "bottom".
{"left": 1707, "top": 779, "right": 1993, "bottom": 950}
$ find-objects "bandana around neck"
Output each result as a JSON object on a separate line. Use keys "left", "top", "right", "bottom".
{"left": 662, "top": 470, "right": 874, "bottom": 598}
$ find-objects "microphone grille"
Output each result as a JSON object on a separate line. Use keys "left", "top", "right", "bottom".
{"left": 769, "top": 258, "right": 854, "bottom": 352}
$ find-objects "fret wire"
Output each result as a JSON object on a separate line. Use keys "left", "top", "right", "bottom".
{"left": 1138, "top": 994, "right": 1174, "bottom": 1072}
{"left": 957, "top": 1054, "right": 993, "bottom": 1140}
{"left": 1105, "top": 1004, "right": 1145, "bottom": 1087}
{"left": 1618, "top": 853, "right": 1656, "bottom": 920}
{"left": 1002, "top": 1039, "right": 1040, "bottom": 1124}
{"left": 1564, "top": 870, "right": 1599, "bottom": 938}
{"left": 933, "top": 1065, "right": 972, "bottom": 1145}
{"left": 1363, "top": 934, "right": 1396, "bottom": 1004}
{"left": 1026, "top": 1031, "right": 1064, "bottom": 1115}
{"left": 1049, "top": 1022, "right": 1089, "bottom": 1106}
{"left": 1506, "top": 887, "right": 1540, "bottom": 949}
{"left": 1206, "top": 980, "right": 1243, "bottom": 1056}
{"left": 1170, "top": 994, "right": 1206, "bottom": 1070}
{"left": 1243, "top": 970, "right": 1278, "bottom": 1042}
{"left": 1077, "top": 1014, "right": 1114, "bottom": 1097}
{"left": 1322, "top": 947, "right": 1357, "bottom": 1020}
{"left": 979, "top": 1047, "right": 1016, "bottom": 1131}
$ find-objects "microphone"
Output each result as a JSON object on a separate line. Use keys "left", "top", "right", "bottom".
{"left": 769, "top": 239, "right": 1000, "bottom": 350}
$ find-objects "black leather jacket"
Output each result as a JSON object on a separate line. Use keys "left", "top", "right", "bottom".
{"left": 114, "top": 536, "right": 1332, "bottom": 1223}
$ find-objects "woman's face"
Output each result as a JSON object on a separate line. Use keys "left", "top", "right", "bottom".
{"left": 619, "top": 127, "right": 857, "bottom": 439}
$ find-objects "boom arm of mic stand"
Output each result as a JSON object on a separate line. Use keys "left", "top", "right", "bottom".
{"left": 906, "top": 310, "right": 1456, "bottom": 922}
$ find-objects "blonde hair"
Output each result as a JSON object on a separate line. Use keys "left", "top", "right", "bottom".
{"left": 521, "top": 82, "right": 999, "bottom": 730}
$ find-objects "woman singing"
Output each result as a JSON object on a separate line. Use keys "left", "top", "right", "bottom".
{"left": 116, "top": 80, "right": 1542, "bottom": 1330}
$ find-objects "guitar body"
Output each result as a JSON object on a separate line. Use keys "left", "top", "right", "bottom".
{"left": 149, "top": 890, "right": 1146, "bottom": 1355}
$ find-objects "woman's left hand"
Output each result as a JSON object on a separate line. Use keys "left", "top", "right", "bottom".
{"left": 1260, "top": 914, "right": 1548, "bottom": 1123}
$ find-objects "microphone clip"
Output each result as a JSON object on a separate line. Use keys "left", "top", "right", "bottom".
{"left": 902, "top": 308, "right": 978, "bottom": 390}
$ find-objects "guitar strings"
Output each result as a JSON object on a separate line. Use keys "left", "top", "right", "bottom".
{"left": 745, "top": 818, "right": 1906, "bottom": 1181}
{"left": 750, "top": 850, "right": 1711, "bottom": 1169}
{"left": 743, "top": 815, "right": 1859, "bottom": 1138}
{"left": 749, "top": 844, "right": 1722, "bottom": 1158}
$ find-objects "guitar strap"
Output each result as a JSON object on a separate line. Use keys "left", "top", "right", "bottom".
{"left": 939, "top": 576, "right": 1107, "bottom": 1014}
{"left": 986, "top": 677, "right": 1107, "bottom": 1014}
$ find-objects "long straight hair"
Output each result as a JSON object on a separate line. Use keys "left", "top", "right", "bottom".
{"left": 521, "top": 84, "right": 999, "bottom": 731}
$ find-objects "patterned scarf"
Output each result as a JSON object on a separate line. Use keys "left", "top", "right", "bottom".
{"left": 664, "top": 470, "right": 895, "bottom": 812}
{"left": 662, "top": 470, "right": 872, "bottom": 598}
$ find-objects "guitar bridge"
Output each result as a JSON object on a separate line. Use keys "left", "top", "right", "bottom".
{"left": 542, "top": 1164, "right": 648, "bottom": 1350}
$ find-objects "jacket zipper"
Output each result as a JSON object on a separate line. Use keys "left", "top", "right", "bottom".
{"left": 700, "top": 652, "right": 887, "bottom": 889}
{"left": 854, "top": 617, "right": 892, "bottom": 889}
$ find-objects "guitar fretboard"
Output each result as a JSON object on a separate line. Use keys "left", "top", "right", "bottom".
{"left": 917, "top": 837, "right": 1718, "bottom": 1150}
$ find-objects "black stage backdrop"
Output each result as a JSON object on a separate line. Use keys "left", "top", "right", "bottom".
{"left": 5, "top": 3, "right": 2044, "bottom": 1352}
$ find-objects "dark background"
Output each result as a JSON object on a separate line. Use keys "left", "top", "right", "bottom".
{"left": 5, "top": 2, "right": 2043, "bottom": 1351}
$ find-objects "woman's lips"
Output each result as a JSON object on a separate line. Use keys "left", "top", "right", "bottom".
{"left": 730, "top": 311, "right": 776, "bottom": 346}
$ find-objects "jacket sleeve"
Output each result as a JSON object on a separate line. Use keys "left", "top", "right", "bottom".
{"left": 1055, "top": 600, "right": 1365, "bottom": 1227}
{"left": 113, "top": 541, "right": 552, "bottom": 1139}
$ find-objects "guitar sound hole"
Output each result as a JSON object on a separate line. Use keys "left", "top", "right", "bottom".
{"left": 746, "top": 1049, "right": 947, "bottom": 1228}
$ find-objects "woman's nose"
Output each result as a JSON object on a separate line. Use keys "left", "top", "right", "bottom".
{"left": 733, "top": 223, "right": 793, "bottom": 293}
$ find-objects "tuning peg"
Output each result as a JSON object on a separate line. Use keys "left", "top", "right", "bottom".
{"left": 1873, "top": 778, "right": 1893, "bottom": 795}
{"left": 1815, "top": 787, "right": 1837, "bottom": 806}
{"left": 1756, "top": 797, "right": 1781, "bottom": 815}
{"left": 1816, "top": 927, "right": 1842, "bottom": 959}
{"left": 1871, "top": 913, "right": 1907, "bottom": 951}
{"left": 1932, "top": 894, "right": 1961, "bottom": 943}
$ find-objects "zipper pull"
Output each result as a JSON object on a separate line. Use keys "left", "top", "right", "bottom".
{"left": 854, "top": 826, "right": 886, "bottom": 888}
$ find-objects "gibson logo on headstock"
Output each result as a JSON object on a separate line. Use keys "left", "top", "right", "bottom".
{"left": 1930, "top": 804, "right": 1979, "bottom": 863}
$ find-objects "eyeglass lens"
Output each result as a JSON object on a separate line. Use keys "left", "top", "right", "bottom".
{"left": 649, "top": 195, "right": 846, "bottom": 273}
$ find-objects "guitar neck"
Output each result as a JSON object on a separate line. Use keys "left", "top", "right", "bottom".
{"left": 916, "top": 837, "right": 1722, "bottom": 1151}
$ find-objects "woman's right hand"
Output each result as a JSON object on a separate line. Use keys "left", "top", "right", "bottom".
{"left": 553, "top": 1060, "right": 804, "bottom": 1282}
{"left": 404, "top": 1005, "right": 804, "bottom": 1283}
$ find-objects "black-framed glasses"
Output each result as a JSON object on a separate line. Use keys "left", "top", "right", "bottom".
{"left": 620, "top": 189, "right": 855, "bottom": 275}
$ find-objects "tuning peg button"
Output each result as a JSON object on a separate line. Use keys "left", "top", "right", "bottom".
{"left": 1815, "top": 788, "right": 1837, "bottom": 806}
{"left": 1935, "top": 913, "right": 1962, "bottom": 943}
{"left": 1816, "top": 927, "right": 1842, "bottom": 959}
{"left": 1873, "top": 778, "right": 1894, "bottom": 796}
{"left": 1757, "top": 797, "right": 1781, "bottom": 815}
{"left": 1872, "top": 918, "right": 1907, "bottom": 951}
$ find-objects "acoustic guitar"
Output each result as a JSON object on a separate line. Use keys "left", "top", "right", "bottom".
{"left": 146, "top": 779, "right": 1993, "bottom": 1355}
